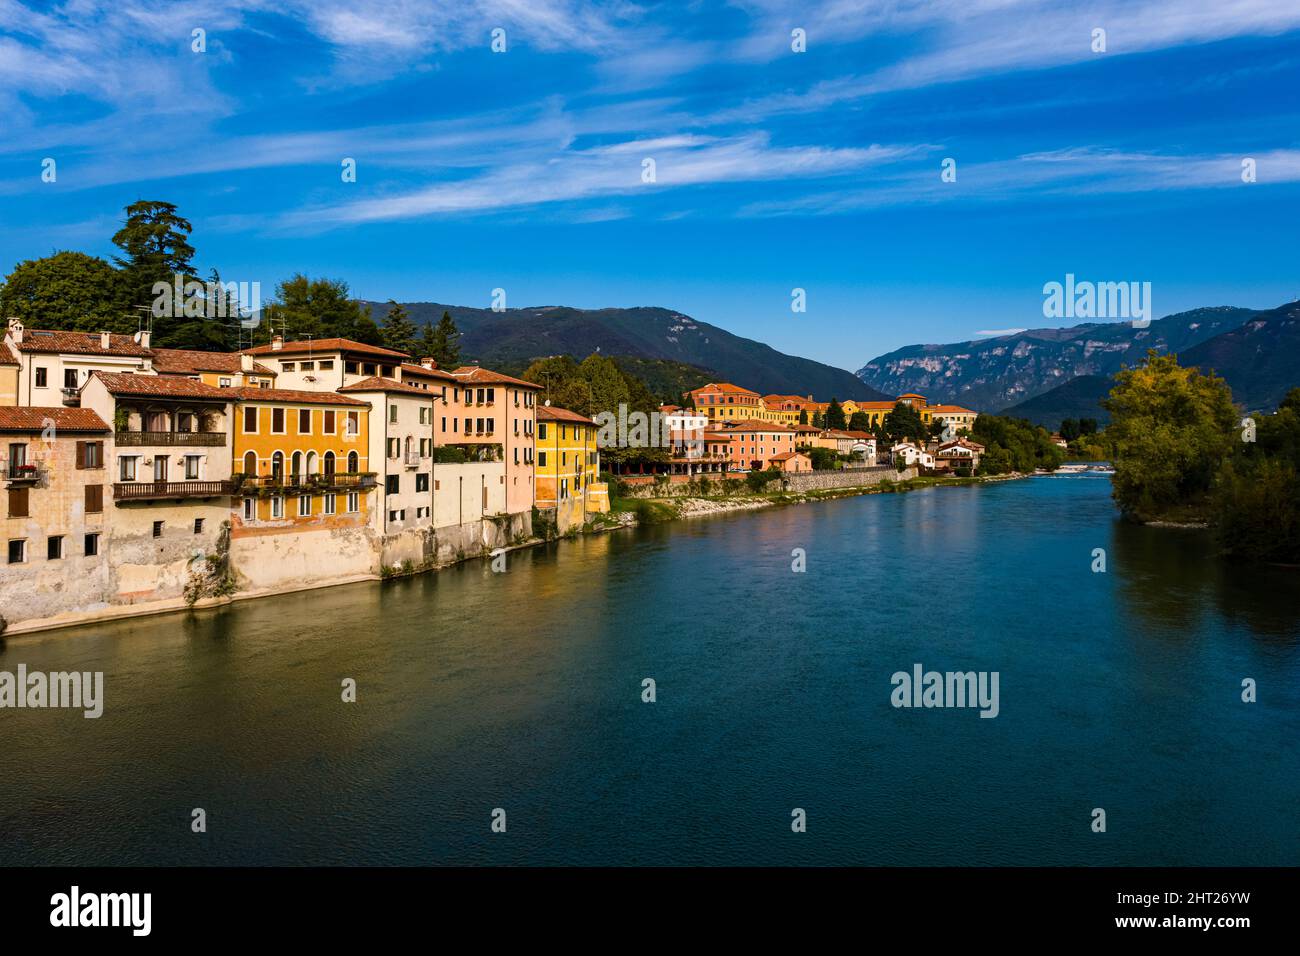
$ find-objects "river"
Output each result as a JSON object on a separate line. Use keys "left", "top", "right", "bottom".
{"left": 1, "top": 475, "right": 1296, "bottom": 865}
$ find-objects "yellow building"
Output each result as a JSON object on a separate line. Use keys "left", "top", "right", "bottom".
{"left": 230, "top": 387, "right": 375, "bottom": 529}
{"left": 688, "top": 382, "right": 767, "bottom": 422}
{"left": 535, "top": 404, "right": 607, "bottom": 532}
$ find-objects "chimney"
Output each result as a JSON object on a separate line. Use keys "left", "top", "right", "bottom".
{"left": 420, "top": 356, "right": 436, "bottom": 369}
{"left": 240, "top": 353, "right": 254, "bottom": 373}
{"left": 138, "top": 329, "right": 150, "bottom": 349}
{"left": 100, "top": 331, "right": 111, "bottom": 349}
{"left": 271, "top": 334, "right": 283, "bottom": 351}
{"left": 6, "top": 318, "right": 22, "bottom": 343}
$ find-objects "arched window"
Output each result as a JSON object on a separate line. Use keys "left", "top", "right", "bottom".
{"left": 243, "top": 451, "right": 257, "bottom": 476}
{"left": 272, "top": 452, "right": 284, "bottom": 478}
{"left": 323, "top": 451, "right": 335, "bottom": 475}
{"left": 291, "top": 451, "right": 303, "bottom": 477}
{"left": 306, "top": 451, "right": 317, "bottom": 475}
{"left": 347, "top": 451, "right": 358, "bottom": 474}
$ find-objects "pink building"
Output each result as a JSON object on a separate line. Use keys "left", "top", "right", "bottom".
{"left": 442, "top": 366, "right": 541, "bottom": 515}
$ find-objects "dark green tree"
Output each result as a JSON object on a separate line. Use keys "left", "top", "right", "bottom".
{"left": 0, "top": 251, "right": 130, "bottom": 331}
{"left": 883, "top": 401, "right": 926, "bottom": 441}
{"left": 825, "top": 399, "right": 847, "bottom": 430}
{"left": 381, "top": 300, "right": 418, "bottom": 356}
{"left": 112, "top": 200, "right": 197, "bottom": 310}
{"left": 428, "top": 310, "right": 462, "bottom": 369}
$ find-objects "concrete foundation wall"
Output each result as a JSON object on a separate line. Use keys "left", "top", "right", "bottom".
{"left": 781, "top": 466, "right": 916, "bottom": 492}
{"left": 229, "top": 521, "right": 379, "bottom": 591}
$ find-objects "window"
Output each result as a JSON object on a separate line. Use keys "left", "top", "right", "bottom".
{"left": 271, "top": 496, "right": 284, "bottom": 518}
{"left": 387, "top": 438, "right": 399, "bottom": 459}
{"left": 324, "top": 494, "right": 337, "bottom": 515}
{"left": 298, "top": 409, "right": 311, "bottom": 434}
{"left": 324, "top": 451, "right": 336, "bottom": 475}
{"left": 76, "top": 440, "right": 103, "bottom": 469}
{"left": 64, "top": 368, "right": 78, "bottom": 388}
{"left": 381, "top": 365, "right": 394, "bottom": 377}
{"left": 419, "top": 407, "right": 430, "bottom": 425}
{"left": 298, "top": 495, "right": 311, "bottom": 517}
{"left": 320, "top": 360, "right": 334, "bottom": 371}
{"left": 486, "top": 388, "right": 495, "bottom": 404}
{"left": 389, "top": 404, "right": 398, "bottom": 423}
{"left": 152, "top": 520, "right": 164, "bottom": 538}
{"left": 538, "top": 452, "right": 547, "bottom": 467}
{"left": 347, "top": 451, "right": 358, "bottom": 472}
{"left": 323, "top": 410, "right": 336, "bottom": 434}
{"left": 345, "top": 411, "right": 359, "bottom": 438}
{"left": 299, "top": 361, "right": 314, "bottom": 371}
{"left": 119, "top": 456, "right": 138, "bottom": 481}
{"left": 8, "top": 539, "right": 26, "bottom": 563}
{"left": 420, "top": 438, "right": 430, "bottom": 457}
{"left": 272, "top": 451, "right": 284, "bottom": 478}
{"left": 416, "top": 473, "right": 429, "bottom": 492}
{"left": 47, "top": 535, "right": 63, "bottom": 560}
{"left": 84, "top": 532, "right": 100, "bottom": 557}
{"left": 35, "top": 367, "right": 48, "bottom": 388}
{"left": 386, "top": 475, "right": 399, "bottom": 495}
{"left": 345, "top": 361, "right": 359, "bottom": 375}
{"left": 243, "top": 498, "right": 255, "bottom": 520}
{"left": 272, "top": 408, "right": 285, "bottom": 433}
{"left": 84, "top": 484, "right": 103, "bottom": 514}
{"left": 243, "top": 406, "right": 258, "bottom": 432}
{"left": 538, "top": 423, "right": 548, "bottom": 440}
{"left": 219, "top": 377, "right": 232, "bottom": 387}
{"left": 153, "top": 456, "right": 168, "bottom": 481}
{"left": 476, "top": 418, "right": 485, "bottom": 434}
{"left": 476, "top": 388, "right": 485, "bottom": 404}
{"left": 185, "top": 455, "right": 200, "bottom": 480}
{"left": 281, "top": 361, "right": 295, "bottom": 371}
{"left": 441, "top": 417, "right": 446, "bottom": 431}
{"left": 464, "top": 418, "right": 472, "bottom": 434}
{"left": 346, "top": 492, "right": 359, "bottom": 513}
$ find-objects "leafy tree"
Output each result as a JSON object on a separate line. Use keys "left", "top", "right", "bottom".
{"left": 260, "top": 275, "right": 375, "bottom": 345}
{"left": 798, "top": 409, "right": 809, "bottom": 425}
{"left": 112, "top": 200, "right": 197, "bottom": 310}
{"left": 883, "top": 401, "right": 926, "bottom": 442}
{"left": 806, "top": 446, "right": 837, "bottom": 470}
{"left": 848, "top": 411, "right": 871, "bottom": 432}
{"left": 825, "top": 398, "right": 847, "bottom": 430}
{"left": 1209, "top": 388, "right": 1300, "bottom": 562}
{"left": 580, "top": 354, "right": 631, "bottom": 418}
{"left": 1103, "top": 351, "right": 1237, "bottom": 520}
{"left": 812, "top": 410, "right": 824, "bottom": 428}
{"left": 0, "top": 251, "right": 130, "bottom": 331}
{"left": 1079, "top": 418, "right": 1098, "bottom": 436}
{"left": 381, "top": 300, "right": 418, "bottom": 356}
{"left": 427, "top": 310, "right": 462, "bottom": 369}
{"left": 970, "top": 413, "right": 1063, "bottom": 475}
{"left": 1059, "top": 418, "right": 1081, "bottom": 442}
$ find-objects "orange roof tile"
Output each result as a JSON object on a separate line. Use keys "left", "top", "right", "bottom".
{"left": 151, "top": 348, "right": 276, "bottom": 376}
{"left": 451, "top": 366, "right": 542, "bottom": 389}
{"left": 339, "top": 376, "right": 441, "bottom": 397}
{"left": 13, "top": 329, "right": 151, "bottom": 357}
{"left": 91, "top": 372, "right": 231, "bottom": 400}
{"left": 0, "top": 406, "right": 110, "bottom": 433}
{"left": 243, "top": 338, "right": 410, "bottom": 360}
{"left": 228, "top": 386, "right": 369, "bottom": 406}
{"left": 537, "top": 404, "right": 596, "bottom": 425}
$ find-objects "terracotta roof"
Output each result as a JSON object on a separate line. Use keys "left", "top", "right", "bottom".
{"left": 537, "top": 404, "right": 596, "bottom": 425}
{"left": 450, "top": 366, "right": 542, "bottom": 389}
{"left": 690, "top": 382, "right": 760, "bottom": 398}
{"left": 768, "top": 451, "right": 807, "bottom": 461}
{"left": 0, "top": 341, "right": 18, "bottom": 366}
{"left": 399, "top": 362, "right": 457, "bottom": 382}
{"left": 793, "top": 424, "right": 821, "bottom": 433}
{"left": 937, "top": 439, "right": 985, "bottom": 452}
{"left": 90, "top": 372, "right": 231, "bottom": 400}
{"left": 243, "top": 338, "right": 410, "bottom": 360}
{"left": 827, "top": 429, "right": 875, "bottom": 440}
{"left": 719, "top": 419, "right": 795, "bottom": 433}
{"left": 929, "top": 404, "right": 978, "bottom": 415}
{"left": 12, "top": 329, "right": 151, "bottom": 357}
{"left": 227, "top": 386, "right": 369, "bottom": 407}
{"left": 151, "top": 348, "right": 276, "bottom": 376}
{"left": 339, "top": 376, "right": 441, "bottom": 397}
{"left": 0, "top": 406, "right": 110, "bottom": 433}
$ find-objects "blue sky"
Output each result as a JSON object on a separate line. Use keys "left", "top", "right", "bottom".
{"left": 2, "top": 0, "right": 1299, "bottom": 371}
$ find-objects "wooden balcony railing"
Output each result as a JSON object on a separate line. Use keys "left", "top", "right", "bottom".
{"left": 115, "top": 431, "right": 227, "bottom": 447}
{"left": 113, "top": 480, "right": 235, "bottom": 501}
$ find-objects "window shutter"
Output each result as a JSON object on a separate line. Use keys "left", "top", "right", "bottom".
{"left": 9, "top": 487, "right": 29, "bottom": 517}
{"left": 85, "top": 484, "right": 103, "bottom": 514}
{"left": 76, "top": 441, "right": 87, "bottom": 469}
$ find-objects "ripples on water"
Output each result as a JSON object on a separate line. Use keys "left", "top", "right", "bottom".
{"left": 1, "top": 476, "right": 1296, "bottom": 865}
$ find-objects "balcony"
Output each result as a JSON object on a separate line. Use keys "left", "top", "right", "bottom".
{"left": 61, "top": 387, "right": 80, "bottom": 407}
{"left": 114, "top": 480, "right": 235, "bottom": 502}
{"left": 404, "top": 451, "right": 420, "bottom": 469}
{"left": 115, "top": 430, "right": 227, "bottom": 447}
{"left": 238, "top": 472, "right": 377, "bottom": 494}
{"left": 5, "top": 462, "right": 43, "bottom": 486}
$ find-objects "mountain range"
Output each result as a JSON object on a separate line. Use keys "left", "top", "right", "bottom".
{"left": 855, "top": 306, "right": 1258, "bottom": 412}
{"left": 363, "top": 302, "right": 888, "bottom": 402}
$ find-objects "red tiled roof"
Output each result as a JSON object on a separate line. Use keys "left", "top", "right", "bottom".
{"left": 243, "top": 338, "right": 410, "bottom": 360}
{"left": 227, "top": 386, "right": 369, "bottom": 406}
{"left": 0, "top": 406, "right": 110, "bottom": 433}
{"left": 768, "top": 451, "right": 806, "bottom": 461}
{"left": 537, "top": 404, "right": 596, "bottom": 425}
{"left": 90, "top": 372, "right": 232, "bottom": 400}
{"left": 718, "top": 419, "right": 795, "bottom": 432}
{"left": 0, "top": 341, "right": 19, "bottom": 366}
{"left": 151, "top": 348, "right": 276, "bottom": 376}
{"left": 339, "top": 376, "right": 440, "bottom": 397}
{"left": 12, "top": 329, "right": 151, "bottom": 357}
{"left": 691, "top": 382, "right": 760, "bottom": 398}
{"left": 399, "top": 362, "right": 457, "bottom": 382}
{"left": 450, "top": 366, "right": 542, "bottom": 389}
